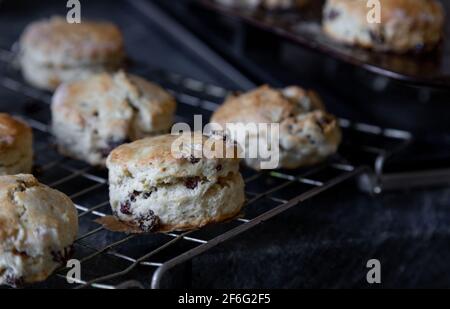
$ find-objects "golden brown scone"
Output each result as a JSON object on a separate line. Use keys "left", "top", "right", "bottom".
{"left": 0, "top": 114, "right": 33, "bottom": 175}
{"left": 323, "top": 0, "right": 445, "bottom": 53}
{"left": 0, "top": 174, "right": 78, "bottom": 288}
{"left": 106, "top": 133, "right": 245, "bottom": 233}
{"left": 19, "top": 16, "right": 125, "bottom": 90}
{"left": 211, "top": 85, "right": 341, "bottom": 170}
{"left": 51, "top": 71, "right": 176, "bottom": 166}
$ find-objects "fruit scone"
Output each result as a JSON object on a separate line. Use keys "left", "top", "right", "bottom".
{"left": 211, "top": 85, "right": 342, "bottom": 170}
{"left": 19, "top": 16, "right": 125, "bottom": 90}
{"left": 106, "top": 132, "right": 245, "bottom": 233}
{"left": 51, "top": 71, "right": 176, "bottom": 166}
{"left": 0, "top": 175, "right": 78, "bottom": 288}
{"left": 0, "top": 113, "right": 33, "bottom": 175}
{"left": 215, "top": 0, "right": 309, "bottom": 10}
{"left": 323, "top": 0, "right": 445, "bottom": 53}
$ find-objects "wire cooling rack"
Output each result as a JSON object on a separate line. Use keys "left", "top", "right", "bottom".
{"left": 0, "top": 48, "right": 412, "bottom": 289}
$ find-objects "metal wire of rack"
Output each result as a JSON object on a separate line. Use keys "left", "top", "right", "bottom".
{"left": 0, "top": 47, "right": 412, "bottom": 289}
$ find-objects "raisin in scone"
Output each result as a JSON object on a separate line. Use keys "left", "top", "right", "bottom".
{"left": 0, "top": 114, "right": 33, "bottom": 175}
{"left": 19, "top": 16, "right": 125, "bottom": 90}
{"left": 106, "top": 133, "right": 245, "bottom": 232}
{"left": 51, "top": 71, "right": 176, "bottom": 166}
{"left": 211, "top": 85, "right": 341, "bottom": 170}
{"left": 323, "top": 0, "right": 445, "bottom": 53}
{"left": 216, "top": 0, "right": 308, "bottom": 10}
{"left": 0, "top": 175, "right": 78, "bottom": 288}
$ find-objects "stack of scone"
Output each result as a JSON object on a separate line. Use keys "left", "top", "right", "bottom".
{"left": 19, "top": 16, "right": 125, "bottom": 90}
{"left": 323, "top": 0, "right": 445, "bottom": 53}
{"left": 106, "top": 133, "right": 246, "bottom": 232}
{"left": 0, "top": 113, "right": 33, "bottom": 176}
{"left": 211, "top": 85, "right": 342, "bottom": 170}
{"left": 0, "top": 174, "right": 78, "bottom": 288}
{"left": 51, "top": 71, "right": 176, "bottom": 166}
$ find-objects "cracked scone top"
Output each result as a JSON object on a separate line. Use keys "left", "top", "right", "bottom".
{"left": 106, "top": 133, "right": 245, "bottom": 232}
{"left": 0, "top": 113, "right": 33, "bottom": 176}
{"left": 51, "top": 71, "right": 176, "bottom": 166}
{"left": 19, "top": 16, "right": 125, "bottom": 90}
{"left": 211, "top": 85, "right": 342, "bottom": 170}
{"left": 0, "top": 174, "right": 78, "bottom": 288}
{"left": 323, "top": 0, "right": 445, "bottom": 53}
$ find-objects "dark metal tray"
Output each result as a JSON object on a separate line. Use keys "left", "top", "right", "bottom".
{"left": 198, "top": 0, "right": 450, "bottom": 89}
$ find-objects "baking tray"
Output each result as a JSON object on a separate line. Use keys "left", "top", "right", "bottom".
{"left": 197, "top": 0, "right": 450, "bottom": 89}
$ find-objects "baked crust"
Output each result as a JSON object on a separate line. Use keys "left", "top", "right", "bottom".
{"left": 0, "top": 114, "right": 33, "bottom": 175}
{"left": 19, "top": 16, "right": 125, "bottom": 90}
{"left": 107, "top": 133, "right": 245, "bottom": 233}
{"left": 212, "top": 85, "right": 324, "bottom": 124}
{"left": 107, "top": 133, "right": 238, "bottom": 168}
{"left": 20, "top": 16, "right": 125, "bottom": 66}
{"left": 0, "top": 114, "right": 31, "bottom": 152}
{"left": 51, "top": 71, "right": 176, "bottom": 166}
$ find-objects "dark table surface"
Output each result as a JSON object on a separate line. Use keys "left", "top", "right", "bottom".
{"left": 1, "top": 0, "right": 450, "bottom": 288}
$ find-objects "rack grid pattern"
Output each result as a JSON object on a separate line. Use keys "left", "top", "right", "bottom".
{"left": 0, "top": 48, "right": 411, "bottom": 289}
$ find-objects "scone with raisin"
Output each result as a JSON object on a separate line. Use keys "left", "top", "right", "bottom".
{"left": 0, "top": 113, "right": 33, "bottom": 175}
{"left": 216, "top": 0, "right": 308, "bottom": 10}
{"left": 51, "top": 71, "right": 176, "bottom": 166}
{"left": 211, "top": 85, "right": 341, "bottom": 170}
{"left": 106, "top": 133, "right": 245, "bottom": 232}
{"left": 0, "top": 174, "right": 78, "bottom": 288}
{"left": 19, "top": 16, "right": 125, "bottom": 90}
{"left": 323, "top": 0, "right": 445, "bottom": 53}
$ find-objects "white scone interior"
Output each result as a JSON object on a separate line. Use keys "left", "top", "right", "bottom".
{"left": 0, "top": 114, "right": 33, "bottom": 176}
{"left": 106, "top": 133, "right": 246, "bottom": 232}
{"left": 0, "top": 175, "right": 78, "bottom": 287}
{"left": 51, "top": 71, "right": 176, "bottom": 166}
